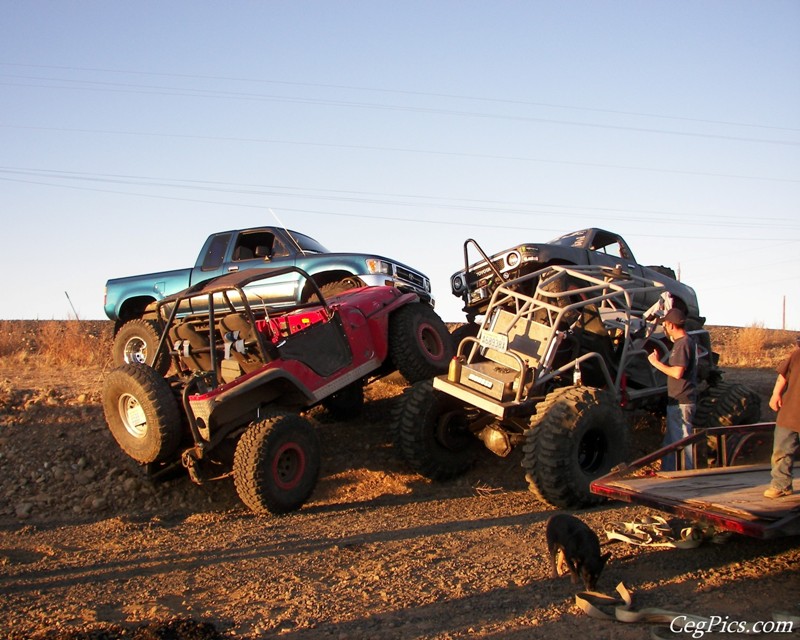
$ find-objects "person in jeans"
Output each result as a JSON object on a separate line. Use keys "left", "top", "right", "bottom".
{"left": 648, "top": 307, "right": 697, "bottom": 471}
{"left": 764, "top": 338, "right": 800, "bottom": 498}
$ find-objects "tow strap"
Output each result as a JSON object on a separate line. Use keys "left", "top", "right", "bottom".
{"left": 604, "top": 515, "right": 732, "bottom": 549}
{"left": 576, "top": 582, "right": 711, "bottom": 639}
{"left": 576, "top": 582, "right": 800, "bottom": 640}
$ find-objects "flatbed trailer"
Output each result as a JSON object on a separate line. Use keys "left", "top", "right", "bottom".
{"left": 591, "top": 423, "right": 800, "bottom": 539}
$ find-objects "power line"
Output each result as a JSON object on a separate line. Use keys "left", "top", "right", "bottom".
{"left": 1, "top": 166, "right": 796, "bottom": 228}
{"left": 2, "top": 124, "right": 798, "bottom": 185}
{"left": 0, "top": 166, "right": 794, "bottom": 226}
{"left": 1, "top": 173, "right": 797, "bottom": 242}
{"left": 2, "top": 76, "right": 799, "bottom": 146}
{"left": 2, "top": 61, "right": 798, "bottom": 134}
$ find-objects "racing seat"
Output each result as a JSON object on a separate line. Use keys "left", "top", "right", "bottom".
{"left": 218, "top": 313, "right": 264, "bottom": 374}
{"left": 170, "top": 323, "right": 214, "bottom": 372}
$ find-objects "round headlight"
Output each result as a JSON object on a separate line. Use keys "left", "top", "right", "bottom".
{"left": 452, "top": 275, "right": 464, "bottom": 292}
{"left": 506, "top": 251, "right": 521, "bottom": 268}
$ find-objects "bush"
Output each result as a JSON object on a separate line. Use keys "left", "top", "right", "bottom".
{"left": 735, "top": 323, "right": 769, "bottom": 362}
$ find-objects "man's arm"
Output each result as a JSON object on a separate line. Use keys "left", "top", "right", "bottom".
{"left": 648, "top": 351, "right": 686, "bottom": 380}
{"left": 770, "top": 374, "right": 788, "bottom": 412}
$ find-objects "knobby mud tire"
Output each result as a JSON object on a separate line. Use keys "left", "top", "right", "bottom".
{"left": 112, "top": 318, "right": 171, "bottom": 376}
{"left": 389, "top": 303, "right": 454, "bottom": 384}
{"left": 695, "top": 382, "right": 763, "bottom": 465}
{"left": 694, "top": 382, "right": 762, "bottom": 428}
{"left": 522, "top": 385, "right": 629, "bottom": 509}
{"left": 102, "top": 363, "right": 182, "bottom": 464}
{"left": 233, "top": 413, "right": 321, "bottom": 515}
{"left": 394, "top": 380, "right": 479, "bottom": 480}
{"left": 308, "top": 277, "right": 365, "bottom": 303}
{"left": 449, "top": 323, "right": 480, "bottom": 353}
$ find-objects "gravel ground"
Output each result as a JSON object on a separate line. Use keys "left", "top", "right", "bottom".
{"left": 0, "top": 333, "right": 798, "bottom": 639}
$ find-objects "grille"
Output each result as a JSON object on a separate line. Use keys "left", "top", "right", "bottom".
{"left": 473, "top": 256, "right": 508, "bottom": 278}
{"left": 395, "top": 266, "right": 427, "bottom": 289}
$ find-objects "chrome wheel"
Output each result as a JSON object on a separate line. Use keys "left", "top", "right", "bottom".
{"left": 118, "top": 392, "right": 148, "bottom": 439}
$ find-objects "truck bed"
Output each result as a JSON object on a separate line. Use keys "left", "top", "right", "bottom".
{"left": 591, "top": 423, "right": 800, "bottom": 538}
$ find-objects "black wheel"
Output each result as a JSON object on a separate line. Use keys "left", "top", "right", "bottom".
{"left": 102, "top": 364, "right": 182, "bottom": 464}
{"left": 522, "top": 386, "right": 628, "bottom": 508}
{"left": 394, "top": 380, "right": 479, "bottom": 480}
{"left": 389, "top": 303, "right": 454, "bottom": 383}
{"left": 450, "top": 322, "right": 480, "bottom": 352}
{"left": 233, "top": 413, "right": 321, "bottom": 514}
{"left": 321, "top": 380, "right": 364, "bottom": 420}
{"left": 112, "top": 319, "right": 171, "bottom": 376}
{"left": 695, "top": 382, "right": 763, "bottom": 465}
{"left": 537, "top": 266, "right": 578, "bottom": 305}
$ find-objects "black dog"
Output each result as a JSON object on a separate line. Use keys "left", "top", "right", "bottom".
{"left": 545, "top": 514, "right": 610, "bottom": 591}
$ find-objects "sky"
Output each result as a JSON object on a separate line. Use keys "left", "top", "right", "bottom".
{"left": 1, "top": 1, "right": 798, "bottom": 328}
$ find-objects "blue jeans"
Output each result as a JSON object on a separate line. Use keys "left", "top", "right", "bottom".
{"left": 770, "top": 425, "right": 799, "bottom": 491}
{"left": 663, "top": 403, "right": 696, "bottom": 471}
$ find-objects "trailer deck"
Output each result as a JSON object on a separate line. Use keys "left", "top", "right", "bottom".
{"left": 591, "top": 423, "right": 800, "bottom": 539}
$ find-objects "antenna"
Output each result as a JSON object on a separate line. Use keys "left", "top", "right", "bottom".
{"left": 64, "top": 291, "right": 80, "bottom": 320}
{"left": 268, "top": 208, "right": 306, "bottom": 256}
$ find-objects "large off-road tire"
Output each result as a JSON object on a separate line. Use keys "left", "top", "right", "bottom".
{"left": 112, "top": 319, "right": 171, "bottom": 376}
{"left": 695, "top": 382, "right": 763, "bottom": 465}
{"left": 102, "top": 363, "right": 182, "bottom": 464}
{"left": 307, "top": 277, "right": 365, "bottom": 303}
{"left": 449, "top": 323, "right": 480, "bottom": 352}
{"left": 522, "top": 385, "right": 629, "bottom": 509}
{"left": 233, "top": 413, "right": 321, "bottom": 515}
{"left": 695, "top": 382, "right": 762, "bottom": 428}
{"left": 321, "top": 380, "right": 364, "bottom": 420}
{"left": 394, "top": 380, "right": 479, "bottom": 480}
{"left": 389, "top": 303, "right": 454, "bottom": 383}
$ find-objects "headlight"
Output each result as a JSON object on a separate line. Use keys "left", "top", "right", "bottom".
{"left": 452, "top": 275, "right": 464, "bottom": 292}
{"left": 366, "top": 259, "right": 392, "bottom": 275}
{"left": 506, "top": 251, "right": 521, "bottom": 268}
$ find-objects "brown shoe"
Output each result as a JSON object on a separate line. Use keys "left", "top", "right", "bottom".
{"left": 764, "top": 487, "right": 793, "bottom": 499}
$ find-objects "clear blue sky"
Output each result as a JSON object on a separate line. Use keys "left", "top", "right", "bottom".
{"left": 1, "top": 1, "right": 798, "bottom": 328}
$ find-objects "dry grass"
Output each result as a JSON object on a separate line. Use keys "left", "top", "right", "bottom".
{"left": 712, "top": 323, "right": 798, "bottom": 368}
{"left": 0, "top": 320, "right": 113, "bottom": 367}
{"left": 0, "top": 320, "right": 796, "bottom": 371}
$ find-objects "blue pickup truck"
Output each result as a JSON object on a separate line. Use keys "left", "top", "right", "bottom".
{"left": 105, "top": 226, "right": 434, "bottom": 370}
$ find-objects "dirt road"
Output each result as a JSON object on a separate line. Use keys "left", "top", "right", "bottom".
{"left": 0, "top": 357, "right": 798, "bottom": 639}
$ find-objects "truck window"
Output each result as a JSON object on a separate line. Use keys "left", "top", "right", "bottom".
{"left": 234, "top": 231, "right": 276, "bottom": 261}
{"left": 272, "top": 237, "right": 290, "bottom": 258}
{"left": 589, "top": 232, "right": 629, "bottom": 260}
{"left": 201, "top": 234, "right": 232, "bottom": 271}
{"left": 287, "top": 231, "right": 329, "bottom": 254}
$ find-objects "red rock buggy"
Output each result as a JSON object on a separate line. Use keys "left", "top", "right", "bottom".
{"left": 102, "top": 267, "right": 453, "bottom": 514}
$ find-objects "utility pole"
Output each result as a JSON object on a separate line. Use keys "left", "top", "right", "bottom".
{"left": 783, "top": 295, "right": 786, "bottom": 331}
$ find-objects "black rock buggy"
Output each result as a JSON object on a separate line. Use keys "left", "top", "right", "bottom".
{"left": 392, "top": 264, "right": 760, "bottom": 509}
{"left": 102, "top": 266, "right": 453, "bottom": 514}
